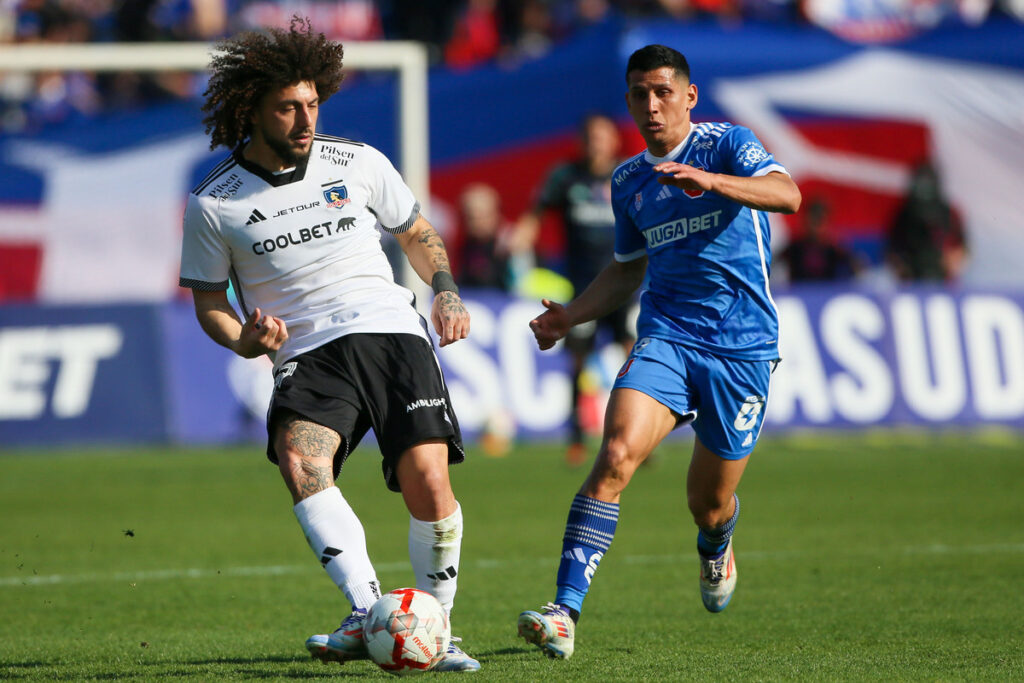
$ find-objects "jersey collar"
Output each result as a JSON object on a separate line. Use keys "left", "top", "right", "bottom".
{"left": 233, "top": 145, "right": 310, "bottom": 187}
{"left": 643, "top": 122, "right": 697, "bottom": 165}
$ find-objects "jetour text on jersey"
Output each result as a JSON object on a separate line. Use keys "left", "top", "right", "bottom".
{"left": 643, "top": 209, "right": 723, "bottom": 249}
{"left": 251, "top": 217, "right": 356, "bottom": 255}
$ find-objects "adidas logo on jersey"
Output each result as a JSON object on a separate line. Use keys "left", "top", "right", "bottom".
{"left": 656, "top": 185, "right": 673, "bottom": 201}
{"left": 245, "top": 209, "right": 267, "bottom": 225}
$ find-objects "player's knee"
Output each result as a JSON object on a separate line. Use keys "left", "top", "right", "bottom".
{"left": 413, "top": 464, "right": 451, "bottom": 500}
{"left": 591, "top": 438, "right": 642, "bottom": 488}
{"left": 396, "top": 447, "right": 455, "bottom": 515}
{"left": 276, "top": 449, "right": 335, "bottom": 502}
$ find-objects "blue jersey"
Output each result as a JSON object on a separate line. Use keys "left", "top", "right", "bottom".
{"left": 612, "top": 122, "right": 787, "bottom": 361}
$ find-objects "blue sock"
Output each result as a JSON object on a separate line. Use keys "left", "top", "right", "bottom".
{"left": 697, "top": 494, "right": 739, "bottom": 557}
{"left": 554, "top": 495, "right": 619, "bottom": 617}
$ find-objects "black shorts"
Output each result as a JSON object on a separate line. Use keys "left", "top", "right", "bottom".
{"left": 565, "top": 304, "right": 635, "bottom": 355}
{"left": 266, "top": 333, "right": 465, "bottom": 492}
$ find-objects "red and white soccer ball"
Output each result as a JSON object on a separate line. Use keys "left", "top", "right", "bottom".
{"left": 363, "top": 588, "right": 450, "bottom": 675}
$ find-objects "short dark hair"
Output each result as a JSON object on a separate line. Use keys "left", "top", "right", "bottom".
{"left": 201, "top": 16, "right": 346, "bottom": 150}
{"left": 625, "top": 44, "right": 690, "bottom": 83}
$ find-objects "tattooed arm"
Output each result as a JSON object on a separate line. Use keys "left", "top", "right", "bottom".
{"left": 395, "top": 215, "right": 470, "bottom": 346}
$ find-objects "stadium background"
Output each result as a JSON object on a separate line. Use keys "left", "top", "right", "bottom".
{"left": 2, "top": 6, "right": 1024, "bottom": 448}
{"left": 2, "top": 6, "right": 1023, "bottom": 446}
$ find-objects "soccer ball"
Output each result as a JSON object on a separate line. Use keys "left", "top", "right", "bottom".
{"left": 363, "top": 588, "right": 450, "bottom": 675}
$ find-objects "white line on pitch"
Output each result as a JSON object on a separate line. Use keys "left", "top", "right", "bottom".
{"left": 2, "top": 543, "right": 1021, "bottom": 588}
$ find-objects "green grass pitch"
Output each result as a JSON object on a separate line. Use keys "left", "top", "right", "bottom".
{"left": 1, "top": 432, "right": 1022, "bottom": 681}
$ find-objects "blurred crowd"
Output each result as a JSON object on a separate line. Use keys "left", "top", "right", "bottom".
{"left": 0, "top": 0, "right": 989, "bottom": 300}
{"left": 3, "top": 0, "right": 1023, "bottom": 132}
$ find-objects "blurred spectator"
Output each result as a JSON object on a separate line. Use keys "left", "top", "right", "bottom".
{"left": 509, "top": 0, "right": 557, "bottom": 60}
{"left": 116, "top": 0, "right": 227, "bottom": 42}
{"left": 456, "top": 182, "right": 517, "bottom": 291}
{"left": 651, "top": 0, "right": 743, "bottom": 22}
{"left": 576, "top": 0, "right": 614, "bottom": 23}
{"left": 777, "top": 198, "right": 860, "bottom": 282}
{"left": 1, "top": 0, "right": 231, "bottom": 130}
{"left": 886, "top": 160, "right": 968, "bottom": 282}
{"left": 1, "top": 0, "right": 1019, "bottom": 134}
{"left": 742, "top": 0, "right": 801, "bottom": 22}
{"left": 233, "top": 0, "right": 381, "bottom": 42}
{"left": 514, "top": 113, "right": 634, "bottom": 465}
{"left": 445, "top": 0, "right": 502, "bottom": 69}
{"left": 381, "top": 0, "right": 462, "bottom": 63}
{"left": 4, "top": 1, "right": 104, "bottom": 130}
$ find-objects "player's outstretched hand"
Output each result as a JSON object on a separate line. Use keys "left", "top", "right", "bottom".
{"left": 432, "top": 291, "right": 470, "bottom": 347}
{"left": 530, "top": 299, "right": 570, "bottom": 351}
{"left": 653, "top": 161, "right": 715, "bottom": 194}
{"left": 237, "top": 307, "right": 288, "bottom": 358}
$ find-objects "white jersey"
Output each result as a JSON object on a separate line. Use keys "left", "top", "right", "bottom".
{"left": 180, "top": 134, "right": 428, "bottom": 369}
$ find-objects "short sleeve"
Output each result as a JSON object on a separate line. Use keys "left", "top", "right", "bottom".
{"left": 365, "top": 146, "right": 419, "bottom": 233}
{"left": 719, "top": 126, "right": 788, "bottom": 179}
{"left": 179, "top": 193, "right": 230, "bottom": 290}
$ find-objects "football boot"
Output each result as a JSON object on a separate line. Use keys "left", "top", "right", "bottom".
{"left": 305, "top": 608, "right": 369, "bottom": 663}
{"left": 699, "top": 538, "right": 737, "bottom": 613}
{"left": 432, "top": 636, "right": 481, "bottom": 672}
{"left": 517, "top": 602, "right": 575, "bottom": 659}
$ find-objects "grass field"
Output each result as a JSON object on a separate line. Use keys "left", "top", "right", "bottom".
{"left": 1, "top": 432, "right": 1022, "bottom": 681}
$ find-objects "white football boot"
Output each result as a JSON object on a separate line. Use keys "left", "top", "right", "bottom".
{"left": 699, "top": 538, "right": 737, "bottom": 613}
{"left": 432, "top": 636, "right": 481, "bottom": 672}
{"left": 305, "top": 608, "right": 369, "bottom": 663}
{"left": 517, "top": 603, "right": 575, "bottom": 659}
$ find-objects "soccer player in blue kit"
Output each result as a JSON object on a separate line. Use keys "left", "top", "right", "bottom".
{"left": 517, "top": 44, "right": 801, "bottom": 659}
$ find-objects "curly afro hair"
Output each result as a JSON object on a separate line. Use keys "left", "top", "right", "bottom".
{"left": 201, "top": 16, "right": 345, "bottom": 150}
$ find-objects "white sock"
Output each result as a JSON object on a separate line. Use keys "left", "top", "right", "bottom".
{"left": 408, "top": 502, "right": 463, "bottom": 616}
{"left": 294, "top": 487, "right": 381, "bottom": 610}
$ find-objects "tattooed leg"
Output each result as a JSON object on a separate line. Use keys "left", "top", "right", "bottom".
{"left": 279, "top": 414, "right": 383, "bottom": 610}
{"left": 274, "top": 414, "right": 342, "bottom": 504}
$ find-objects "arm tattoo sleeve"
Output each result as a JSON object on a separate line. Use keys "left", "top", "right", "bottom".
{"left": 416, "top": 227, "right": 452, "bottom": 273}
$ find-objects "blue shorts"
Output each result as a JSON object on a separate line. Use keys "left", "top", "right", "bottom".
{"left": 612, "top": 337, "right": 773, "bottom": 460}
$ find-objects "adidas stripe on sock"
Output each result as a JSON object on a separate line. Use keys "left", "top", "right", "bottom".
{"left": 555, "top": 494, "right": 619, "bottom": 615}
{"left": 409, "top": 502, "right": 463, "bottom": 615}
{"left": 294, "top": 487, "right": 381, "bottom": 610}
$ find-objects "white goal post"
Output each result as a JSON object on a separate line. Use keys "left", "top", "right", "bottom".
{"left": 0, "top": 40, "right": 431, "bottom": 295}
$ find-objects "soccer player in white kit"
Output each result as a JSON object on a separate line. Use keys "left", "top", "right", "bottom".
{"left": 179, "top": 19, "right": 479, "bottom": 672}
